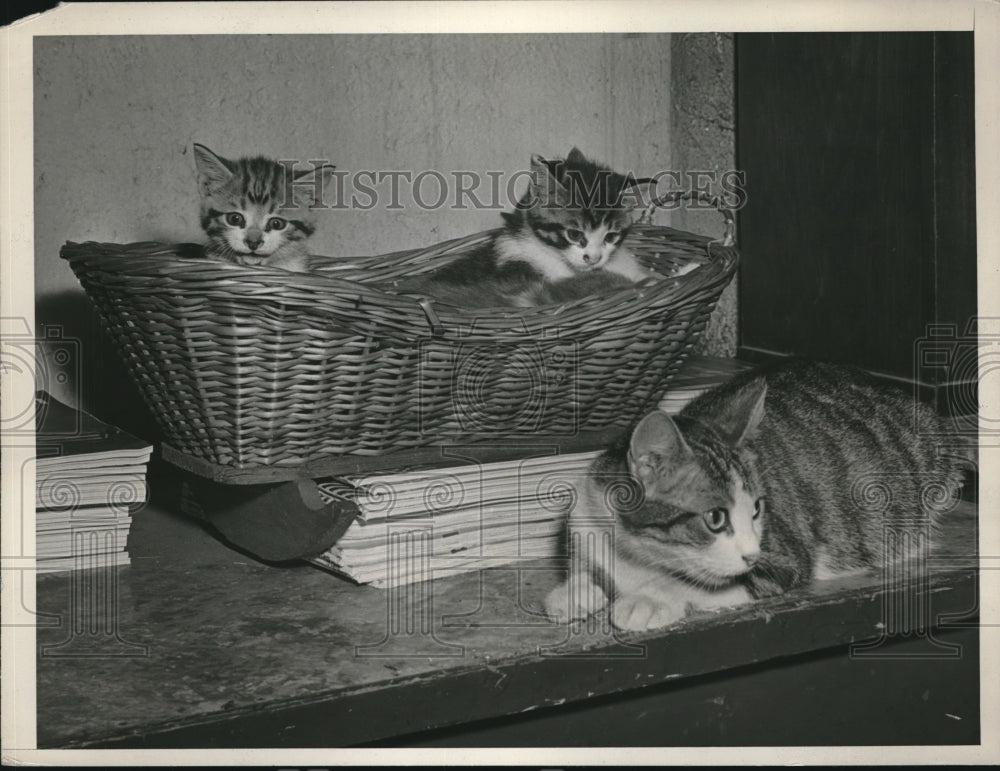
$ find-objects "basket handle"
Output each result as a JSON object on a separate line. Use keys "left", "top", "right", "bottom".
{"left": 639, "top": 190, "right": 737, "bottom": 248}
{"left": 416, "top": 296, "right": 447, "bottom": 338}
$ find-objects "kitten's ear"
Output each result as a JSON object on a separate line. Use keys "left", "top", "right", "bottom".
{"left": 566, "top": 147, "right": 587, "bottom": 165}
{"left": 193, "top": 143, "right": 233, "bottom": 196}
{"left": 292, "top": 163, "right": 337, "bottom": 183}
{"left": 290, "top": 163, "right": 337, "bottom": 208}
{"left": 529, "top": 153, "right": 570, "bottom": 207}
{"left": 710, "top": 378, "right": 767, "bottom": 446}
{"left": 628, "top": 410, "right": 693, "bottom": 484}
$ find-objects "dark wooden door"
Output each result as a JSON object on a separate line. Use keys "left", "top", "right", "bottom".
{"left": 734, "top": 32, "right": 976, "bottom": 406}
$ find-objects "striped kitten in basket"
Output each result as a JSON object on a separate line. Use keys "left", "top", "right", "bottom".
{"left": 544, "top": 359, "right": 967, "bottom": 632}
{"left": 391, "top": 148, "right": 658, "bottom": 307}
{"left": 193, "top": 143, "right": 335, "bottom": 272}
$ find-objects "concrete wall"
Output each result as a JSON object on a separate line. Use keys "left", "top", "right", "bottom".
{"left": 33, "top": 33, "right": 735, "bottom": 429}
{"left": 671, "top": 32, "right": 737, "bottom": 357}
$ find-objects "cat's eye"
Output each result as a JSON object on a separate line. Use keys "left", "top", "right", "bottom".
{"left": 225, "top": 212, "right": 245, "bottom": 228}
{"left": 703, "top": 508, "right": 729, "bottom": 533}
{"left": 565, "top": 228, "right": 584, "bottom": 243}
{"left": 753, "top": 497, "right": 765, "bottom": 519}
{"left": 604, "top": 231, "right": 619, "bottom": 244}
{"left": 267, "top": 217, "right": 286, "bottom": 231}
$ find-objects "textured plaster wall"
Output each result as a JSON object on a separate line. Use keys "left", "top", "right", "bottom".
{"left": 671, "top": 32, "right": 737, "bottom": 357}
{"left": 33, "top": 33, "right": 736, "bottom": 424}
{"left": 34, "top": 34, "right": 673, "bottom": 296}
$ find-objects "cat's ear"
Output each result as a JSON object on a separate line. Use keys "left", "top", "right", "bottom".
{"left": 292, "top": 163, "right": 336, "bottom": 183}
{"left": 566, "top": 147, "right": 587, "bottom": 165}
{"left": 529, "top": 153, "right": 570, "bottom": 208}
{"left": 193, "top": 143, "right": 233, "bottom": 196}
{"left": 628, "top": 410, "right": 693, "bottom": 484}
{"left": 710, "top": 378, "right": 767, "bottom": 446}
{"left": 290, "top": 163, "right": 337, "bottom": 208}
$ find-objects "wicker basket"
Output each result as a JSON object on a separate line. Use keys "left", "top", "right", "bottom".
{"left": 61, "top": 217, "right": 738, "bottom": 474}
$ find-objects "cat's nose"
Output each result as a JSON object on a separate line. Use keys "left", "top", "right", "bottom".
{"left": 245, "top": 235, "right": 263, "bottom": 251}
{"left": 583, "top": 253, "right": 601, "bottom": 265}
{"left": 742, "top": 550, "right": 760, "bottom": 567}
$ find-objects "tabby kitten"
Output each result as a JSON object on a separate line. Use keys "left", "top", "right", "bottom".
{"left": 391, "top": 148, "right": 656, "bottom": 308}
{"left": 544, "top": 359, "right": 966, "bottom": 631}
{"left": 193, "top": 143, "right": 334, "bottom": 272}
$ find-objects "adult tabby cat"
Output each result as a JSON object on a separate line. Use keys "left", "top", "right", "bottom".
{"left": 390, "top": 148, "right": 658, "bottom": 307}
{"left": 193, "top": 143, "right": 335, "bottom": 272}
{"left": 544, "top": 358, "right": 966, "bottom": 631}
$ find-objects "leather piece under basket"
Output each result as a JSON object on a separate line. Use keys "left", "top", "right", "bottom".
{"left": 179, "top": 477, "right": 357, "bottom": 562}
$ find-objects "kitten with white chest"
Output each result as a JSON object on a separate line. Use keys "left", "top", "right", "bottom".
{"left": 495, "top": 147, "right": 654, "bottom": 282}
{"left": 390, "top": 148, "right": 656, "bottom": 307}
{"left": 544, "top": 359, "right": 966, "bottom": 631}
{"left": 193, "top": 143, "right": 335, "bottom": 272}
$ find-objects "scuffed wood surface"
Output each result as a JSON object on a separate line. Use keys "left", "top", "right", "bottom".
{"left": 35, "top": 497, "right": 978, "bottom": 748}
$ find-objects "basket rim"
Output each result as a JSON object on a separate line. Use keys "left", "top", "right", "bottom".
{"left": 60, "top": 222, "right": 739, "bottom": 334}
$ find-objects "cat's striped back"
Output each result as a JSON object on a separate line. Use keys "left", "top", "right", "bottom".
{"left": 680, "top": 358, "right": 964, "bottom": 593}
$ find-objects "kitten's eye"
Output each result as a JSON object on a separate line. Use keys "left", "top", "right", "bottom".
{"left": 703, "top": 508, "right": 729, "bottom": 533}
{"left": 267, "top": 217, "right": 286, "bottom": 231}
{"left": 604, "top": 231, "right": 619, "bottom": 244}
{"left": 753, "top": 497, "right": 765, "bottom": 519}
{"left": 565, "top": 228, "right": 584, "bottom": 243}
{"left": 225, "top": 212, "right": 245, "bottom": 228}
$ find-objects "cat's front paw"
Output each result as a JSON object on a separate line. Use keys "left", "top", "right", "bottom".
{"left": 611, "top": 593, "right": 687, "bottom": 632}
{"left": 543, "top": 578, "right": 609, "bottom": 623}
{"left": 745, "top": 562, "right": 799, "bottom": 599}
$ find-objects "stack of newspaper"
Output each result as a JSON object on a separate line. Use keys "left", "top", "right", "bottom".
{"left": 35, "top": 392, "right": 153, "bottom": 573}
{"left": 311, "top": 450, "right": 598, "bottom": 587}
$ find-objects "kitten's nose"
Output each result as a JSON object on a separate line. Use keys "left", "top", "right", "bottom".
{"left": 245, "top": 229, "right": 263, "bottom": 251}
{"left": 742, "top": 550, "right": 760, "bottom": 567}
{"left": 583, "top": 253, "right": 601, "bottom": 265}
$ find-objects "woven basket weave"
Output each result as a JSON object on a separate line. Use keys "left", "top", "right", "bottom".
{"left": 61, "top": 220, "right": 738, "bottom": 471}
